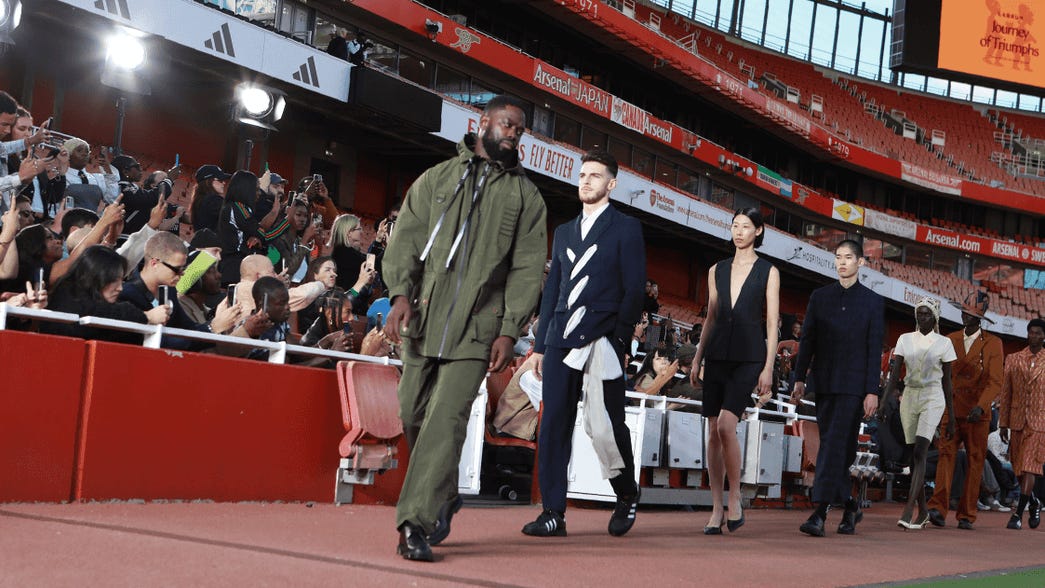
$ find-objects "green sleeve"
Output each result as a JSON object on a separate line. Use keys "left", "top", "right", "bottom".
{"left": 382, "top": 169, "right": 434, "bottom": 303}
{"left": 499, "top": 183, "right": 547, "bottom": 340}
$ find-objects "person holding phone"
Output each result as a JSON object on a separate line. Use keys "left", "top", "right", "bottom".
{"left": 119, "top": 232, "right": 241, "bottom": 350}
{"left": 5, "top": 108, "right": 64, "bottom": 218}
{"left": 325, "top": 213, "right": 376, "bottom": 313}
{"left": 111, "top": 154, "right": 180, "bottom": 235}
{"left": 62, "top": 138, "right": 120, "bottom": 210}
{"left": 41, "top": 245, "right": 171, "bottom": 344}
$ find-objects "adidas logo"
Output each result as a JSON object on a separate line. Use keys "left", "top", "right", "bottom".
{"left": 94, "top": 0, "right": 131, "bottom": 19}
{"left": 292, "top": 57, "right": 320, "bottom": 87}
{"left": 204, "top": 23, "right": 236, "bottom": 58}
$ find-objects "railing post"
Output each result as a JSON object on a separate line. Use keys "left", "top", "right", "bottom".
{"left": 143, "top": 324, "right": 163, "bottom": 349}
{"left": 0, "top": 302, "right": 7, "bottom": 330}
{"left": 269, "top": 341, "right": 287, "bottom": 364}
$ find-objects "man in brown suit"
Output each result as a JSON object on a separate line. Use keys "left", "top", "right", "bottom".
{"left": 927, "top": 295, "right": 1004, "bottom": 530}
{"left": 999, "top": 318, "right": 1045, "bottom": 530}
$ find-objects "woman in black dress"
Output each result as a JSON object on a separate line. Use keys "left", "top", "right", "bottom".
{"left": 691, "top": 207, "right": 780, "bottom": 534}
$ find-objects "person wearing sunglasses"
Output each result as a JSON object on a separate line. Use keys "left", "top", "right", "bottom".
{"left": 118, "top": 231, "right": 241, "bottom": 350}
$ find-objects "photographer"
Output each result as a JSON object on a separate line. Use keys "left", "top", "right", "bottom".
{"left": 269, "top": 198, "right": 318, "bottom": 285}
{"left": 347, "top": 30, "right": 374, "bottom": 66}
{"left": 63, "top": 139, "right": 120, "bottom": 210}
{"left": 7, "top": 108, "right": 63, "bottom": 218}
{"left": 296, "top": 174, "right": 338, "bottom": 229}
{"left": 112, "top": 154, "right": 181, "bottom": 235}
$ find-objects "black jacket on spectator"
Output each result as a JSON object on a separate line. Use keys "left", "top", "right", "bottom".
{"left": 40, "top": 288, "right": 148, "bottom": 345}
{"left": 326, "top": 36, "right": 348, "bottom": 60}
{"left": 192, "top": 192, "right": 223, "bottom": 232}
{"left": 119, "top": 277, "right": 211, "bottom": 350}
{"left": 331, "top": 245, "right": 371, "bottom": 313}
{"left": 217, "top": 202, "right": 265, "bottom": 285}
{"left": 119, "top": 180, "right": 172, "bottom": 234}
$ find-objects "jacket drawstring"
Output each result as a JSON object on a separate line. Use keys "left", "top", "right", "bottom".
{"left": 444, "top": 161, "right": 491, "bottom": 269}
{"left": 419, "top": 158, "right": 475, "bottom": 263}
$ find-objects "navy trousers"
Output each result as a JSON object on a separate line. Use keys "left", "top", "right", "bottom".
{"left": 812, "top": 394, "right": 864, "bottom": 504}
{"left": 537, "top": 345, "right": 636, "bottom": 513}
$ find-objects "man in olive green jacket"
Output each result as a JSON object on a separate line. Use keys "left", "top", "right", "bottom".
{"left": 383, "top": 95, "right": 547, "bottom": 562}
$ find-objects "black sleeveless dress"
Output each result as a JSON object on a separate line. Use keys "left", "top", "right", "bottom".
{"left": 701, "top": 256, "right": 772, "bottom": 418}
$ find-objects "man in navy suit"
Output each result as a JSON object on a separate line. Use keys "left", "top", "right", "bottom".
{"left": 791, "top": 239, "right": 884, "bottom": 536}
{"left": 522, "top": 149, "right": 646, "bottom": 538}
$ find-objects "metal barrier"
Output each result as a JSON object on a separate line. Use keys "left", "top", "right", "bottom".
{"left": 0, "top": 303, "right": 402, "bottom": 368}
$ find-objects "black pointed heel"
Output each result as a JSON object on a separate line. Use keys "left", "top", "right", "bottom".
{"left": 727, "top": 508, "right": 745, "bottom": 533}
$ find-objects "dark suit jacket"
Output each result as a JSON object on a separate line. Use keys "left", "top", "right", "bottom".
{"left": 119, "top": 278, "right": 211, "bottom": 351}
{"left": 793, "top": 281, "right": 884, "bottom": 397}
{"left": 535, "top": 204, "right": 645, "bottom": 353}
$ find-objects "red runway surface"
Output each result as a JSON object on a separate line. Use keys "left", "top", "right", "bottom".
{"left": 2, "top": 501, "right": 1042, "bottom": 587}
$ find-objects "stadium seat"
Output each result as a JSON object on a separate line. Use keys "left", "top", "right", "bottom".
{"left": 334, "top": 361, "right": 403, "bottom": 503}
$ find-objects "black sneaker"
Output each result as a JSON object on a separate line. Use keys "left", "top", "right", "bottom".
{"left": 608, "top": 488, "right": 641, "bottom": 537}
{"left": 427, "top": 495, "right": 463, "bottom": 546}
{"left": 1007, "top": 513, "right": 1023, "bottom": 530}
{"left": 397, "top": 522, "right": 434, "bottom": 562}
{"left": 522, "top": 509, "right": 567, "bottom": 537}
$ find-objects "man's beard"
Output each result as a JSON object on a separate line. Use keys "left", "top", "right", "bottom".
{"left": 481, "top": 132, "right": 516, "bottom": 165}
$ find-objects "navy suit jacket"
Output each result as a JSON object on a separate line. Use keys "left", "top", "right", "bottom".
{"left": 793, "top": 280, "right": 884, "bottom": 397}
{"left": 535, "top": 204, "right": 646, "bottom": 353}
{"left": 118, "top": 278, "right": 211, "bottom": 351}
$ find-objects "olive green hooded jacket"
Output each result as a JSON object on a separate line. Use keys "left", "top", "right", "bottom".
{"left": 382, "top": 135, "right": 547, "bottom": 361}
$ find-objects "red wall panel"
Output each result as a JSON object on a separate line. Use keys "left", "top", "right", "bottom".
{"left": 74, "top": 342, "right": 352, "bottom": 502}
{"left": 0, "top": 331, "right": 87, "bottom": 502}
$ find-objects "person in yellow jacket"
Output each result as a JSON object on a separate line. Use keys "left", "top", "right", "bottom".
{"left": 382, "top": 95, "right": 547, "bottom": 562}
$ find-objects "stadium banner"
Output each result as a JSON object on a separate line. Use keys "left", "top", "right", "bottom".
{"left": 915, "top": 225, "right": 1045, "bottom": 265}
{"left": 532, "top": 62, "right": 612, "bottom": 118}
{"left": 864, "top": 209, "right": 917, "bottom": 240}
{"left": 609, "top": 97, "right": 678, "bottom": 148}
{"left": 899, "top": 163, "right": 963, "bottom": 196}
{"left": 435, "top": 99, "right": 1030, "bottom": 328}
{"left": 1025, "top": 269, "right": 1045, "bottom": 290}
{"left": 831, "top": 199, "right": 865, "bottom": 226}
{"left": 57, "top": 0, "right": 351, "bottom": 101}
{"left": 756, "top": 166, "right": 792, "bottom": 197}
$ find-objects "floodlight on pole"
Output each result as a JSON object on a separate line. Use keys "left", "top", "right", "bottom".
{"left": 233, "top": 82, "right": 286, "bottom": 131}
{"left": 0, "top": 0, "right": 23, "bottom": 46}
{"left": 100, "top": 28, "right": 151, "bottom": 95}
{"left": 105, "top": 32, "right": 147, "bottom": 71}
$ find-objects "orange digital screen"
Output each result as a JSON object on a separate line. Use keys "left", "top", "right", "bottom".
{"left": 938, "top": 0, "right": 1044, "bottom": 89}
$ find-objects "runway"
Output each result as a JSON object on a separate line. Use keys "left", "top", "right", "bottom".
{"left": 1, "top": 500, "right": 1041, "bottom": 587}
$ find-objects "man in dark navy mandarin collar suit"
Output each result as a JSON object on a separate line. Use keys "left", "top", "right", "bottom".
{"left": 522, "top": 150, "right": 646, "bottom": 538}
{"left": 791, "top": 239, "right": 884, "bottom": 537}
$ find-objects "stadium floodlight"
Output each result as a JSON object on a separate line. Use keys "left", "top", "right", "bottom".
{"left": 0, "top": 0, "right": 23, "bottom": 46}
{"left": 233, "top": 82, "right": 286, "bottom": 131}
{"left": 105, "top": 32, "right": 147, "bottom": 71}
{"left": 101, "top": 28, "right": 151, "bottom": 95}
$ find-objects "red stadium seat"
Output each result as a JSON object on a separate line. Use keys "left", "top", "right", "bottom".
{"left": 336, "top": 361, "right": 403, "bottom": 470}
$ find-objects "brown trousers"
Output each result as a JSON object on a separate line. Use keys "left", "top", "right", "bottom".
{"left": 928, "top": 416, "right": 990, "bottom": 523}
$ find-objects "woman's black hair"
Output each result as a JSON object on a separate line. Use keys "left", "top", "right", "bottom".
{"left": 630, "top": 345, "right": 678, "bottom": 389}
{"left": 51, "top": 245, "right": 128, "bottom": 302}
{"left": 224, "top": 170, "right": 259, "bottom": 209}
{"left": 732, "top": 207, "right": 765, "bottom": 248}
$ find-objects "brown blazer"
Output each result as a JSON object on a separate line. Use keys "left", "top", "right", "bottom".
{"left": 946, "top": 329, "right": 1004, "bottom": 418}
{"left": 999, "top": 347, "right": 1045, "bottom": 432}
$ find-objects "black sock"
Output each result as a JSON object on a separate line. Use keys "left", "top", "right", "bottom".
{"left": 844, "top": 497, "right": 859, "bottom": 512}
{"left": 1017, "top": 494, "right": 1031, "bottom": 516}
{"left": 814, "top": 502, "right": 830, "bottom": 518}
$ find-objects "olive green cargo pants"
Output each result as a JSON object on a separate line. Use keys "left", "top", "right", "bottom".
{"left": 395, "top": 346, "right": 487, "bottom": 533}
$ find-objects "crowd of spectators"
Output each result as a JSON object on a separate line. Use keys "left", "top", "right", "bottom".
{"left": 0, "top": 90, "right": 400, "bottom": 368}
